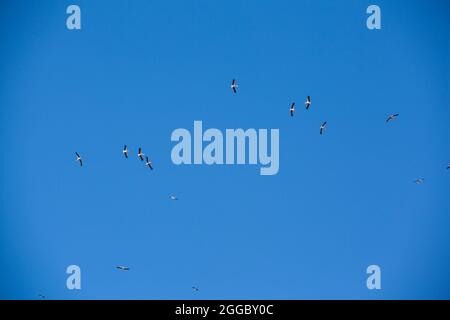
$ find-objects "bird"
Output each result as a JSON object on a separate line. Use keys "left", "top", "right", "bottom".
{"left": 320, "top": 121, "right": 327, "bottom": 135}
{"left": 38, "top": 294, "right": 45, "bottom": 299}
{"left": 447, "top": 164, "right": 450, "bottom": 170}
{"left": 116, "top": 266, "right": 130, "bottom": 271}
{"left": 169, "top": 195, "right": 178, "bottom": 201}
{"left": 305, "top": 96, "right": 311, "bottom": 110}
{"left": 75, "top": 152, "right": 82, "bottom": 166}
{"left": 123, "top": 145, "right": 128, "bottom": 158}
{"left": 230, "top": 79, "right": 238, "bottom": 93}
{"left": 192, "top": 286, "right": 199, "bottom": 292}
{"left": 138, "top": 147, "right": 144, "bottom": 161}
{"left": 145, "top": 157, "right": 153, "bottom": 170}
{"left": 386, "top": 113, "right": 399, "bottom": 123}
{"left": 290, "top": 102, "right": 295, "bottom": 117}
{"left": 414, "top": 178, "right": 425, "bottom": 184}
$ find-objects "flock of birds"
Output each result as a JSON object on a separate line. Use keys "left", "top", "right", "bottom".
{"left": 289, "top": 96, "right": 327, "bottom": 135}
{"left": 76, "top": 146, "right": 154, "bottom": 170}
{"left": 75, "top": 146, "right": 179, "bottom": 201}
{"left": 73, "top": 80, "right": 438, "bottom": 171}
{"left": 61, "top": 78, "right": 448, "bottom": 299}
{"left": 285, "top": 85, "right": 400, "bottom": 135}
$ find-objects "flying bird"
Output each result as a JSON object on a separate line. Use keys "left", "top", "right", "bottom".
{"left": 290, "top": 102, "right": 295, "bottom": 117}
{"left": 138, "top": 147, "right": 144, "bottom": 161}
{"left": 386, "top": 113, "right": 399, "bottom": 123}
{"left": 231, "top": 79, "right": 238, "bottom": 93}
{"left": 123, "top": 145, "right": 128, "bottom": 158}
{"left": 75, "top": 152, "right": 82, "bottom": 166}
{"left": 145, "top": 157, "right": 153, "bottom": 170}
{"left": 320, "top": 121, "right": 327, "bottom": 135}
{"left": 414, "top": 178, "right": 425, "bottom": 184}
{"left": 305, "top": 96, "right": 311, "bottom": 110}
{"left": 192, "top": 286, "right": 199, "bottom": 292}
{"left": 169, "top": 195, "right": 178, "bottom": 201}
{"left": 116, "top": 266, "right": 130, "bottom": 271}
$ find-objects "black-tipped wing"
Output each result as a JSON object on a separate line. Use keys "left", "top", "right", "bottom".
{"left": 146, "top": 157, "right": 153, "bottom": 170}
{"left": 116, "top": 266, "right": 129, "bottom": 271}
{"left": 231, "top": 79, "right": 237, "bottom": 93}
{"left": 386, "top": 114, "right": 399, "bottom": 122}
{"left": 320, "top": 122, "right": 326, "bottom": 135}
{"left": 305, "top": 97, "right": 311, "bottom": 110}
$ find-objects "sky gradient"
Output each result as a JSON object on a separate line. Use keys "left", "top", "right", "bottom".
{"left": 0, "top": 0, "right": 449, "bottom": 299}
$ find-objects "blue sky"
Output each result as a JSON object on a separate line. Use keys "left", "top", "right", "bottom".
{"left": 0, "top": 0, "right": 449, "bottom": 299}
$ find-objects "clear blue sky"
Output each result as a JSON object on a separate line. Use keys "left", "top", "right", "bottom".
{"left": 0, "top": 0, "right": 449, "bottom": 299}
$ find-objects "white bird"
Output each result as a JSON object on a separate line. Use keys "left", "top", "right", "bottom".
{"left": 231, "top": 79, "right": 238, "bottom": 93}
{"left": 75, "top": 152, "right": 82, "bottom": 166}
{"left": 145, "top": 157, "right": 153, "bottom": 170}
{"left": 320, "top": 121, "right": 327, "bottom": 135}
{"left": 116, "top": 266, "right": 130, "bottom": 271}
{"left": 290, "top": 102, "right": 295, "bottom": 117}
{"left": 192, "top": 286, "right": 199, "bottom": 292}
{"left": 169, "top": 195, "right": 178, "bottom": 201}
{"left": 386, "top": 113, "right": 399, "bottom": 123}
{"left": 138, "top": 147, "right": 144, "bottom": 161}
{"left": 305, "top": 96, "right": 311, "bottom": 110}
{"left": 414, "top": 178, "right": 425, "bottom": 184}
{"left": 123, "top": 145, "right": 128, "bottom": 158}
